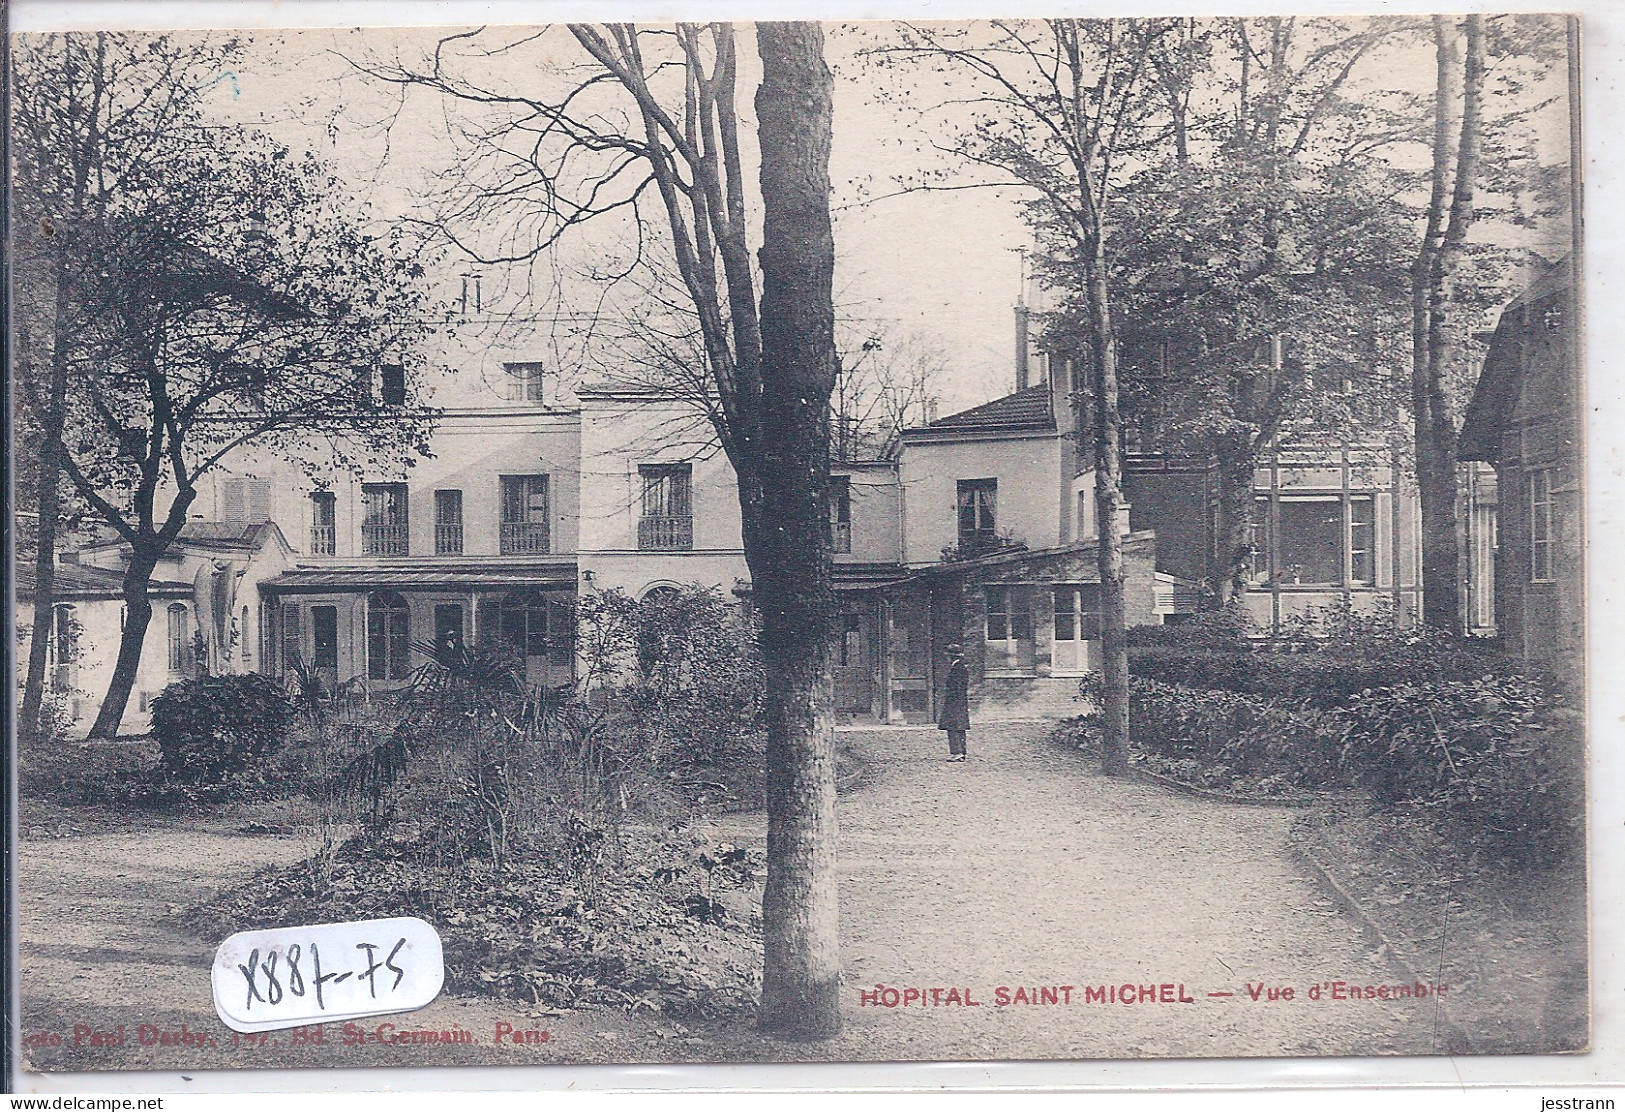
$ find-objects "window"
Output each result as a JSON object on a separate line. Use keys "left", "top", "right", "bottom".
{"left": 957, "top": 479, "right": 997, "bottom": 549}
{"left": 639, "top": 464, "right": 693, "bottom": 550}
{"left": 167, "top": 603, "right": 192, "bottom": 674}
{"left": 361, "top": 483, "right": 409, "bottom": 556}
{"left": 351, "top": 365, "right": 376, "bottom": 406}
{"left": 503, "top": 361, "right": 546, "bottom": 402}
{"left": 1275, "top": 498, "right": 1344, "bottom": 585}
{"left": 1349, "top": 496, "right": 1375, "bottom": 586}
{"left": 1248, "top": 498, "right": 1271, "bottom": 585}
{"left": 434, "top": 604, "right": 465, "bottom": 657}
{"left": 838, "top": 612, "right": 864, "bottom": 666}
{"left": 984, "top": 585, "right": 1032, "bottom": 643}
{"left": 222, "top": 478, "right": 272, "bottom": 524}
{"left": 636, "top": 585, "right": 682, "bottom": 672}
{"left": 48, "top": 604, "right": 77, "bottom": 671}
{"left": 1052, "top": 585, "right": 1102, "bottom": 642}
{"left": 366, "top": 591, "right": 412, "bottom": 680}
{"left": 309, "top": 491, "right": 336, "bottom": 556}
{"left": 500, "top": 475, "right": 550, "bottom": 554}
{"left": 311, "top": 605, "right": 338, "bottom": 670}
{"left": 548, "top": 599, "right": 575, "bottom": 667}
{"left": 1530, "top": 468, "right": 1555, "bottom": 582}
{"left": 434, "top": 490, "right": 464, "bottom": 555}
{"left": 380, "top": 364, "right": 407, "bottom": 406}
{"left": 829, "top": 476, "right": 852, "bottom": 554}
{"left": 280, "top": 603, "right": 302, "bottom": 672}
{"left": 500, "top": 588, "right": 551, "bottom": 660}
{"left": 1251, "top": 495, "right": 1379, "bottom": 587}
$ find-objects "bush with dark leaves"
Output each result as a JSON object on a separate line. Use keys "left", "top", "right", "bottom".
{"left": 151, "top": 672, "right": 294, "bottom": 784}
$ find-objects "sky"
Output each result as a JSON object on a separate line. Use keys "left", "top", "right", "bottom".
{"left": 162, "top": 22, "right": 1037, "bottom": 414}
{"left": 9, "top": 10, "right": 1577, "bottom": 418}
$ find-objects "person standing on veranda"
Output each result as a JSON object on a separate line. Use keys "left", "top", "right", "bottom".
{"left": 938, "top": 643, "right": 971, "bottom": 761}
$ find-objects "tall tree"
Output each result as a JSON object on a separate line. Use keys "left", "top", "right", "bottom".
{"left": 12, "top": 31, "right": 437, "bottom": 737}
{"left": 11, "top": 34, "right": 229, "bottom": 734}
{"left": 882, "top": 18, "right": 1181, "bottom": 775}
{"left": 1410, "top": 14, "right": 1484, "bottom": 632}
{"left": 359, "top": 20, "right": 844, "bottom": 1038}
{"left": 1068, "top": 16, "right": 1415, "bottom": 605}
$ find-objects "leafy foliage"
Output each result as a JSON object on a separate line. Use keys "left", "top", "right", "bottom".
{"left": 1082, "top": 619, "right": 1580, "bottom": 869}
{"left": 150, "top": 673, "right": 295, "bottom": 784}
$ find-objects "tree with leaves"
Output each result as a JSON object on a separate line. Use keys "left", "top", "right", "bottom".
{"left": 1405, "top": 13, "right": 1567, "bottom": 630}
{"left": 11, "top": 31, "right": 438, "bottom": 738}
{"left": 359, "top": 21, "right": 843, "bottom": 1039}
{"left": 1049, "top": 16, "right": 1417, "bottom": 604}
{"left": 879, "top": 18, "right": 1187, "bottom": 776}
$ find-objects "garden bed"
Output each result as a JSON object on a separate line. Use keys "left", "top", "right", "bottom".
{"left": 186, "top": 824, "right": 764, "bottom": 1020}
{"left": 1291, "top": 802, "right": 1588, "bottom": 1055}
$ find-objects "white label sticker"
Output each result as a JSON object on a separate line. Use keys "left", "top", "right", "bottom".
{"left": 211, "top": 916, "right": 444, "bottom": 1033}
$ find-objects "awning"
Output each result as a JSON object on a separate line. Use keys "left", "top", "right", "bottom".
{"left": 262, "top": 563, "right": 578, "bottom": 595}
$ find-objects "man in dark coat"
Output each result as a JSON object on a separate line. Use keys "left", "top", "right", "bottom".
{"left": 938, "top": 643, "right": 971, "bottom": 761}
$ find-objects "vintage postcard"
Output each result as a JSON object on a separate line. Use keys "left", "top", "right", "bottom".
{"left": 8, "top": 11, "right": 1588, "bottom": 1075}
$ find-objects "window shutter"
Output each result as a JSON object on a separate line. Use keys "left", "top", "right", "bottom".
{"left": 222, "top": 479, "right": 246, "bottom": 523}
{"left": 248, "top": 480, "right": 272, "bottom": 524}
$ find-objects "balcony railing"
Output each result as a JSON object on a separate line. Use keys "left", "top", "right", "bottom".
{"left": 362, "top": 522, "right": 409, "bottom": 556}
{"left": 435, "top": 523, "right": 464, "bottom": 555}
{"left": 500, "top": 520, "right": 550, "bottom": 555}
{"left": 309, "top": 524, "right": 336, "bottom": 556}
{"left": 639, "top": 515, "right": 694, "bottom": 551}
{"left": 829, "top": 521, "right": 852, "bottom": 554}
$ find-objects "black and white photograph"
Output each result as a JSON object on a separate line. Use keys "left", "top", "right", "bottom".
{"left": 7, "top": 8, "right": 1588, "bottom": 1076}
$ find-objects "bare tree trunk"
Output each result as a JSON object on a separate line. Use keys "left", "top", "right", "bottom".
{"left": 88, "top": 550, "right": 160, "bottom": 738}
{"left": 21, "top": 393, "right": 68, "bottom": 735}
{"left": 1084, "top": 256, "right": 1130, "bottom": 777}
{"left": 20, "top": 242, "right": 74, "bottom": 736}
{"left": 750, "top": 20, "right": 841, "bottom": 1040}
{"left": 1411, "top": 14, "right": 1483, "bottom": 632}
{"left": 21, "top": 445, "right": 63, "bottom": 736}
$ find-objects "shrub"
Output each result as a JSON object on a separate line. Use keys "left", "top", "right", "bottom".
{"left": 1338, "top": 677, "right": 1583, "bottom": 870}
{"left": 1125, "top": 604, "right": 1257, "bottom": 650}
{"left": 1091, "top": 674, "right": 1344, "bottom": 792}
{"left": 1129, "top": 628, "right": 1517, "bottom": 709}
{"left": 629, "top": 585, "right": 764, "bottom": 770}
{"left": 150, "top": 673, "right": 294, "bottom": 784}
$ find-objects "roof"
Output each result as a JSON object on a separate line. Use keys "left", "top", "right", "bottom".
{"left": 910, "top": 386, "right": 1054, "bottom": 436}
{"left": 1458, "top": 257, "right": 1574, "bottom": 464}
{"left": 263, "top": 561, "right": 579, "bottom": 595}
{"left": 15, "top": 562, "right": 192, "bottom": 601}
{"left": 853, "top": 532, "right": 1158, "bottom": 590}
{"left": 79, "top": 520, "right": 282, "bottom": 552}
{"left": 832, "top": 562, "right": 908, "bottom": 589}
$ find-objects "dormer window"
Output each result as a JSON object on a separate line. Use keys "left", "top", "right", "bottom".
{"left": 503, "top": 362, "right": 546, "bottom": 403}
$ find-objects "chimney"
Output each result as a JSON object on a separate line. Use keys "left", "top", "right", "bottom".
{"left": 1015, "top": 301, "right": 1031, "bottom": 392}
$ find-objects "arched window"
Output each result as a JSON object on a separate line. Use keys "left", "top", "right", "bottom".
{"left": 367, "top": 591, "right": 412, "bottom": 680}
{"left": 499, "top": 588, "right": 550, "bottom": 660}
{"left": 636, "top": 585, "right": 683, "bottom": 673}
{"left": 167, "top": 603, "right": 191, "bottom": 674}
{"left": 50, "top": 604, "right": 78, "bottom": 670}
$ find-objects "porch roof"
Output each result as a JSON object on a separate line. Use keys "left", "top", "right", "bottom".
{"left": 832, "top": 562, "right": 908, "bottom": 590}
{"left": 869, "top": 532, "right": 1159, "bottom": 589}
{"left": 15, "top": 562, "right": 193, "bottom": 601}
{"left": 263, "top": 561, "right": 578, "bottom": 594}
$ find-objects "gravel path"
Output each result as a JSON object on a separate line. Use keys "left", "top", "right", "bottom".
{"left": 17, "top": 721, "right": 1443, "bottom": 1075}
